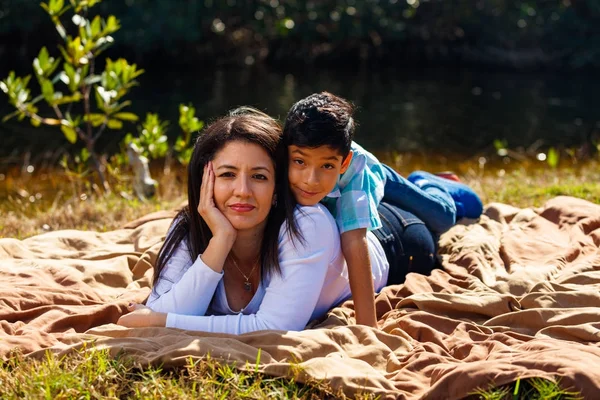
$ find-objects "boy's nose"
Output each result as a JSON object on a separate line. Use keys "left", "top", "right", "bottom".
{"left": 305, "top": 169, "right": 319, "bottom": 185}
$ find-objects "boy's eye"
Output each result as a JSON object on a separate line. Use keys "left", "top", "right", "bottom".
{"left": 292, "top": 159, "right": 304, "bottom": 165}
{"left": 323, "top": 164, "right": 335, "bottom": 170}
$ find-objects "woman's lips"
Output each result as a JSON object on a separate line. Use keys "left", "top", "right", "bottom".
{"left": 229, "top": 203, "right": 255, "bottom": 212}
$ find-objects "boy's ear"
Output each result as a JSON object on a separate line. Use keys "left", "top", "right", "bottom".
{"left": 340, "top": 151, "right": 353, "bottom": 174}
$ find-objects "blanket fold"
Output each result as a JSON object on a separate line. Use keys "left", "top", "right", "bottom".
{"left": 1, "top": 196, "right": 599, "bottom": 399}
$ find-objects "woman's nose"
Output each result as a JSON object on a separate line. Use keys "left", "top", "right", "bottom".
{"left": 234, "top": 175, "right": 252, "bottom": 196}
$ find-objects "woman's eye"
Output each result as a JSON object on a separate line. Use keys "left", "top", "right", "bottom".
{"left": 219, "top": 172, "right": 235, "bottom": 178}
{"left": 253, "top": 174, "right": 268, "bottom": 180}
{"left": 293, "top": 159, "right": 304, "bottom": 165}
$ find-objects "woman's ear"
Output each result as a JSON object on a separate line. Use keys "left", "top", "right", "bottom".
{"left": 340, "top": 151, "right": 353, "bottom": 174}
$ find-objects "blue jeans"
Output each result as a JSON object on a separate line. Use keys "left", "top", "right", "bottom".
{"left": 372, "top": 201, "right": 437, "bottom": 285}
{"left": 381, "top": 164, "right": 456, "bottom": 234}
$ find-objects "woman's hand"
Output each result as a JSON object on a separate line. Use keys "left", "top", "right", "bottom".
{"left": 198, "top": 162, "right": 237, "bottom": 244}
{"left": 117, "top": 303, "right": 167, "bottom": 328}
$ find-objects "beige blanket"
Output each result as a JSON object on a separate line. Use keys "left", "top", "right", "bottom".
{"left": 1, "top": 196, "right": 600, "bottom": 399}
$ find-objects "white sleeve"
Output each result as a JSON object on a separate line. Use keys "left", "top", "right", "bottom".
{"left": 165, "top": 206, "right": 336, "bottom": 334}
{"left": 146, "top": 238, "right": 223, "bottom": 316}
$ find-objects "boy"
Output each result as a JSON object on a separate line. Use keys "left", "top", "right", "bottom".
{"left": 282, "top": 92, "right": 482, "bottom": 327}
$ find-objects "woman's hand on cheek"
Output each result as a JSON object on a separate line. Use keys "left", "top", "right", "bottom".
{"left": 117, "top": 303, "right": 167, "bottom": 328}
{"left": 198, "top": 162, "right": 237, "bottom": 244}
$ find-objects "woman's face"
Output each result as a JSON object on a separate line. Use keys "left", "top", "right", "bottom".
{"left": 211, "top": 140, "right": 276, "bottom": 233}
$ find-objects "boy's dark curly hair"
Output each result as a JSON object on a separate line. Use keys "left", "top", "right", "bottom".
{"left": 282, "top": 91, "right": 355, "bottom": 159}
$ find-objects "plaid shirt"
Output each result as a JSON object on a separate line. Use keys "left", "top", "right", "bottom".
{"left": 321, "top": 142, "right": 387, "bottom": 234}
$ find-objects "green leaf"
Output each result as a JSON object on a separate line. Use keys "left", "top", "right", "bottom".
{"left": 61, "top": 124, "right": 77, "bottom": 143}
{"left": 103, "top": 15, "right": 121, "bottom": 35}
{"left": 83, "top": 113, "right": 106, "bottom": 127}
{"left": 123, "top": 132, "right": 134, "bottom": 144}
{"left": 53, "top": 92, "right": 82, "bottom": 105}
{"left": 41, "top": 79, "right": 55, "bottom": 103}
{"left": 493, "top": 139, "right": 507, "bottom": 151}
{"left": 90, "top": 15, "right": 102, "bottom": 38}
{"left": 547, "top": 147, "right": 560, "bottom": 168}
{"left": 113, "top": 112, "right": 138, "bottom": 122}
{"left": 30, "top": 118, "right": 42, "bottom": 127}
{"left": 33, "top": 47, "right": 51, "bottom": 78}
{"left": 94, "top": 87, "right": 105, "bottom": 111}
{"left": 109, "top": 100, "right": 132, "bottom": 114}
{"left": 45, "top": 0, "right": 62, "bottom": 15}
{"left": 53, "top": 0, "right": 65, "bottom": 13}
{"left": 80, "top": 147, "right": 90, "bottom": 162}
{"left": 107, "top": 119, "right": 123, "bottom": 129}
{"left": 39, "top": 47, "right": 50, "bottom": 67}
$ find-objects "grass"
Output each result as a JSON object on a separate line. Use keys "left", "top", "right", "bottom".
{"left": 0, "top": 349, "right": 584, "bottom": 400}
{"left": 0, "top": 165, "right": 186, "bottom": 239}
{"left": 2, "top": 159, "right": 600, "bottom": 239}
{"left": 0, "top": 347, "right": 375, "bottom": 399}
{"left": 1, "top": 158, "right": 598, "bottom": 398}
{"left": 469, "top": 377, "right": 583, "bottom": 400}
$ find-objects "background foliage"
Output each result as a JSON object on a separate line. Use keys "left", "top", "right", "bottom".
{"left": 2, "top": 0, "right": 599, "bottom": 71}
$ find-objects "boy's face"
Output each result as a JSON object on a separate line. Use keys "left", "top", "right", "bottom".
{"left": 288, "top": 145, "right": 353, "bottom": 206}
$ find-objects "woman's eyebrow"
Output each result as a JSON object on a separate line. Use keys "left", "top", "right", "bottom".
{"left": 216, "top": 164, "right": 273, "bottom": 173}
{"left": 251, "top": 166, "right": 273, "bottom": 173}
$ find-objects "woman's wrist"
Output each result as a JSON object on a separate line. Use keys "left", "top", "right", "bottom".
{"left": 200, "top": 234, "right": 236, "bottom": 273}
{"left": 210, "top": 232, "right": 237, "bottom": 251}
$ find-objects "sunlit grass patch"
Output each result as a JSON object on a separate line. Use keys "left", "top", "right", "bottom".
{"left": 0, "top": 166, "right": 186, "bottom": 239}
{"left": 469, "top": 377, "right": 583, "bottom": 400}
{"left": 0, "top": 347, "right": 379, "bottom": 399}
{"left": 462, "top": 161, "right": 600, "bottom": 208}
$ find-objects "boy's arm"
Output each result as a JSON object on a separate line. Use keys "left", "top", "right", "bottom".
{"left": 341, "top": 228, "right": 377, "bottom": 328}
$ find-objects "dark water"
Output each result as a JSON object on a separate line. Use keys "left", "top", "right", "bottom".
{"left": 1, "top": 66, "right": 598, "bottom": 166}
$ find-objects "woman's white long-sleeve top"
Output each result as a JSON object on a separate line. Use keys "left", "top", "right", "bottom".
{"left": 146, "top": 204, "right": 388, "bottom": 334}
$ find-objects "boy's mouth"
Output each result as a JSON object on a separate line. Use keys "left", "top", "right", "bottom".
{"left": 295, "top": 187, "right": 320, "bottom": 198}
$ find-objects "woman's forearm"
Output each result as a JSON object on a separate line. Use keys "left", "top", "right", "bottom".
{"left": 200, "top": 233, "right": 236, "bottom": 273}
{"left": 147, "top": 249, "right": 224, "bottom": 315}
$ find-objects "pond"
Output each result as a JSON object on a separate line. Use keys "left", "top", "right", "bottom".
{"left": 0, "top": 66, "right": 598, "bottom": 169}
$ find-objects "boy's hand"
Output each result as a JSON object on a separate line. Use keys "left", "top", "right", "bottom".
{"left": 341, "top": 229, "right": 378, "bottom": 328}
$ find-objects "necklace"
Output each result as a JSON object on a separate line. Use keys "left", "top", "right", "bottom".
{"left": 228, "top": 254, "right": 260, "bottom": 291}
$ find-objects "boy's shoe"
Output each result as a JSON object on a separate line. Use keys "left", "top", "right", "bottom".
{"left": 407, "top": 171, "right": 483, "bottom": 220}
{"left": 434, "top": 171, "right": 461, "bottom": 182}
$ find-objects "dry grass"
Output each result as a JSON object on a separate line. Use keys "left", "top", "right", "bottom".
{"left": 2, "top": 159, "right": 599, "bottom": 239}
{"left": 0, "top": 166, "right": 186, "bottom": 239}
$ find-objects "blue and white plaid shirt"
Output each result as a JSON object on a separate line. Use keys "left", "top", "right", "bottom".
{"left": 321, "top": 142, "right": 387, "bottom": 234}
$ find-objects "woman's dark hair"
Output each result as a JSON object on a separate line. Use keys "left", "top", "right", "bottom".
{"left": 153, "top": 107, "right": 300, "bottom": 287}
{"left": 282, "top": 91, "right": 355, "bottom": 159}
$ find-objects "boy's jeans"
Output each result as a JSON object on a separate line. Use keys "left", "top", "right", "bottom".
{"left": 381, "top": 164, "right": 456, "bottom": 235}
{"left": 373, "top": 201, "right": 437, "bottom": 285}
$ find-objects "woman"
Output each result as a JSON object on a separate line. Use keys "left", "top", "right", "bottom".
{"left": 117, "top": 108, "right": 436, "bottom": 333}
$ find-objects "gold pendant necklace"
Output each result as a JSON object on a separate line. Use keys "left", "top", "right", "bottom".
{"left": 228, "top": 255, "right": 260, "bottom": 292}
